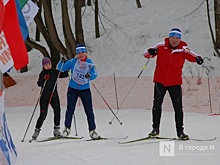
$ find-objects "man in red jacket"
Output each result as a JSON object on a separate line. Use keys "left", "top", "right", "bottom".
{"left": 143, "top": 28, "right": 204, "bottom": 140}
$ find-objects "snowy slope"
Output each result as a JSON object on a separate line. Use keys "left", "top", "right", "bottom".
{"left": 6, "top": 107, "right": 220, "bottom": 165}
{"left": 10, "top": 0, "right": 220, "bottom": 77}
{"left": 4, "top": 0, "right": 220, "bottom": 165}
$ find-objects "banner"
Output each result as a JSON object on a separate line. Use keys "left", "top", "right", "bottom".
{"left": 15, "top": 0, "right": 28, "bottom": 41}
{"left": 17, "top": 0, "right": 27, "bottom": 9}
{"left": 22, "top": 0, "right": 39, "bottom": 27}
{"left": 0, "top": 31, "right": 14, "bottom": 73}
{"left": 2, "top": 0, "right": 28, "bottom": 70}
{"left": 0, "top": 91, "right": 17, "bottom": 165}
{"left": 4, "top": 0, "right": 9, "bottom": 5}
{"left": 0, "top": 0, "right": 4, "bottom": 33}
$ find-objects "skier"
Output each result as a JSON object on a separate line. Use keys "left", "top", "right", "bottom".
{"left": 57, "top": 44, "right": 100, "bottom": 139}
{"left": 143, "top": 28, "right": 204, "bottom": 140}
{"left": 32, "top": 57, "right": 68, "bottom": 140}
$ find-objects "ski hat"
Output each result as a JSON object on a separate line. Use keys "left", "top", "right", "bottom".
{"left": 169, "top": 28, "right": 181, "bottom": 39}
{"left": 76, "top": 44, "right": 87, "bottom": 54}
{"left": 42, "top": 57, "right": 51, "bottom": 66}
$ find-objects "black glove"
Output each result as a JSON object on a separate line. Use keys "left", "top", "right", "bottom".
{"left": 196, "top": 56, "right": 204, "bottom": 65}
{"left": 148, "top": 48, "right": 158, "bottom": 55}
{"left": 60, "top": 56, "right": 68, "bottom": 63}
{"left": 85, "top": 72, "right": 91, "bottom": 79}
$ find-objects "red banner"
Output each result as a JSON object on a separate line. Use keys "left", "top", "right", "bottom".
{"left": 2, "top": 0, "right": 28, "bottom": 70}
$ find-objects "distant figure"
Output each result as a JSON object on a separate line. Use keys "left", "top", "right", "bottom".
{"left": 32, "top": 57, "right": 68, "bottom": 140}
{"left": 143, "top": 28, "right": 204, "bottom": 140}
{"left": 57, "top": 44, "right": 100, "bottom": 139}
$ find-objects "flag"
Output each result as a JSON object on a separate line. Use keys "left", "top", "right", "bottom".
{"left": 0, "top": 0, "right": 4, "bottom": 33}
{"left": 17, "top": 0, "right": 27, "bottom": 9}
{"left": 0, "top": 32, "right": 14, "bottom": 73}
{"left": 0, "top": 91, "right": 17, "bottom": 165}
{"left": 22, "top": 0, "right": 39, "bottom": 27}
{"left": 4, "top": 0, "right": 9, "bottom": 5}
{"left": 2, "top": 0, "right": 28, "bottom": 70}
{"left": 15, "top": 0, "right": 28, "bottom": 40}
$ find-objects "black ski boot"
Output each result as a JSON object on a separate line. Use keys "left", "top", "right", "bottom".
{"left": 148, "top": 128, "right": 159, "bottom": 137}
{"left": 177, "top": 132, "right": 189, "bottom": 140}
{"left": 32, "top": 128, "right": 41, "bottom": 140}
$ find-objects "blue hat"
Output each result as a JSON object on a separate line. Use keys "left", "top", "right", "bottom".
{"left": 169, "top": 28, "right": 181, "bottom": 39}
{"left": 76, "top": 44, "right": 87, "bottom": 54}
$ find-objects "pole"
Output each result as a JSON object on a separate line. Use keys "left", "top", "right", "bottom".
{"left": 73, "top": 113, "right": 78, "bottom": 136}
{"left": 91, "top": 82, "right": 123, "bottom": 125}
{"left": 207, "top": 76, "right": 212, "bottom": 113}
{"left": 21, "top": 80, "right": 47, "bottom": 142}
{"left": 109, "top": 73, "right": 119, "bottom": 124}
{"left": 202, "top": 65, "right": 212, "bottom": 114}
{"left": 109, "top": 57, "right": 152, "bottom": 124}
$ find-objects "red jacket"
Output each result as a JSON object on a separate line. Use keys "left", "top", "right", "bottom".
{"left": 144, "top": 38, "right": 200, "bottom": 86}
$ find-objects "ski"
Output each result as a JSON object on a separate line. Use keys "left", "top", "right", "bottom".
{"left": 118, "top": 136, "right": 174, "bottom": 144}
{"left": 85, "top": 136, "right": 128, "bottom": 141}
{"left": 34, "top": 136, "right": 83, "bottom": 143}
{"left": 189, "top": 137, "right": 217, "bottom": 141}
{"left": 118, "top": 136, "right": 217, "bottom": 144}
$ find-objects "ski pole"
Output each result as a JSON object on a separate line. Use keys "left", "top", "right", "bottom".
{"left": 73, "top": 113, "right": 78, "bottom": 136}
{"left": 91, "top": 82, "right": 123, "bottom": 125}
{"left": 109, "top": 73, "right": 119, "bottom": 124}
{"left": 21, "top": 80, "right": 47, "bottom": 142}
{"left": 109, "top": 57, "right": 152, "bottom": 124}
{"left": 202, "top": 65, "right": 212, "bottom": 113}
{"left": 113, "top": 73, "right": 119, "bottom": 111}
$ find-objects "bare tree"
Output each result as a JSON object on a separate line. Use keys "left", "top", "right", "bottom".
{"left": 30, "top": 0, "right": 78, "bottom": 66}
{"left": 214, "top": 0, "right": 220, "bottom": 49}
{"left": 136, "top": 0, "right": 142, "bottom": 8}
{"left": 75, "top": 0, "right": 85, "bottom": 44}
{"left": 206, "top": 0, "right": 220, "bottom": 57}
{"left": 95, "top": 0, "right": 100, "bottom": 38}
{"left": 35, "top": 0, "right": 42, "bottom": 41}
{"left": 87, "top": 0, "right": 91, "bottom": 6}
{"left": 61, "top": 0, "right": 76, "bottom": 59}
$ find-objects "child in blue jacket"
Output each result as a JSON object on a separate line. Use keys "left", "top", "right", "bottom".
{"left": 57, "top": 44, "right": 100, "bottom": 139}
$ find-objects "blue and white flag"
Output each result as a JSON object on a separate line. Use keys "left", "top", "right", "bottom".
{"left": 0, "top": 92, "right": 17, "bottom": 165}
{"left": 22, "top": 0, "right": 39, "bottom": 27}
{"left": 15, "top": 0, "right": 28, "bottom": 41}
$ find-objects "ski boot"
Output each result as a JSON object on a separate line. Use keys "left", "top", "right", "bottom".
{"left": 177, "top": 132, "right": 189, "bottom": 140}
{"left": 54, "top": 125, "right": 61, "bottom": 137}
{"left": 89, "top": 130, "right": 100, "bottom": 139}
{"left": 32, "top": 128, "right": 41, "bottom": 140}
{"left": 62, "top": 127, "right": 71, "bottom": 137}
{"left": 148, "top": 128, "right": 159, "bottom": 137}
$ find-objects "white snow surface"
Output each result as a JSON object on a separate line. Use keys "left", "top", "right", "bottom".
{"left": 3, "top": 0, "right": 220, "bottom": 164}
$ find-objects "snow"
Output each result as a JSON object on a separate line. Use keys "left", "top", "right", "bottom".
{"left": 3, "top": 0, "right": 220, "bottom": 164}
{"left": 6, "top": 107, "right": 220, "bottom": 165}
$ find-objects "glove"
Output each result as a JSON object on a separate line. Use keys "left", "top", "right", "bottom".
{"left": 44, "top": 74, "right": 50, "bottom": 80}
{"left": 148, "top": 48, "right": 158, "bottom": 55}
{"left": 85, "top": 72, "right": 91, "bottom": 79}
{"left": 60, "top": 55, "right": 68, "bottom": 63}
{"left": 196, "top": 56, "right": 204, "bottom": 65}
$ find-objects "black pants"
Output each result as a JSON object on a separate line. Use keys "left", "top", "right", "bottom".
{"left": 35, "top": 94, "right": 61, "bottom": 129}
{"left": 152, "top": 82, "right": 184, "bottom": 133}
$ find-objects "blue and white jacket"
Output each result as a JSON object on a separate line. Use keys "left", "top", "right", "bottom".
{"left": 57, "top": 58, "right": 98, "bottom": 90}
